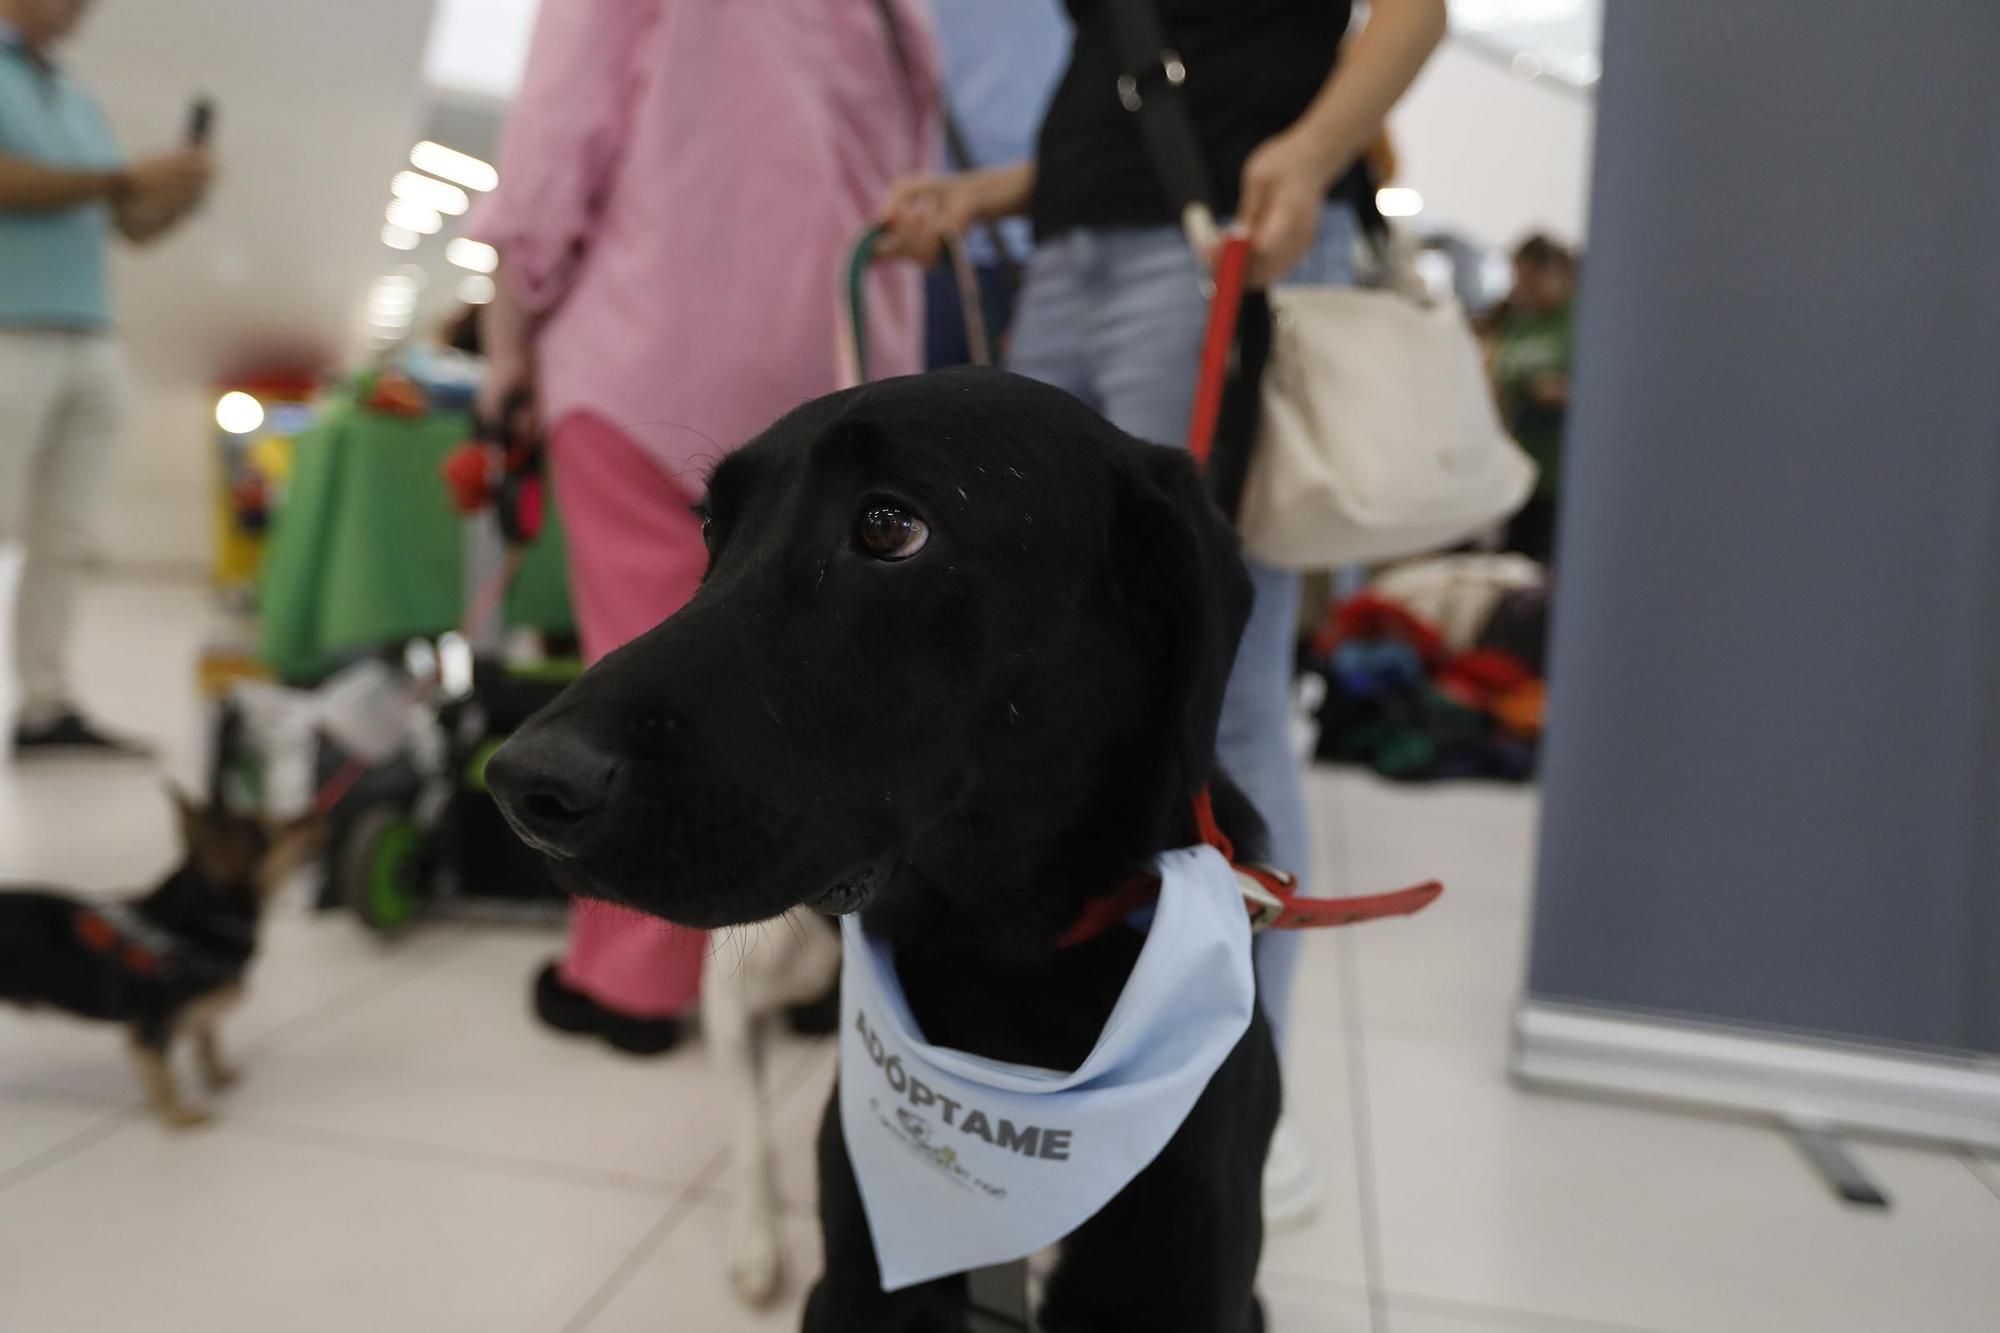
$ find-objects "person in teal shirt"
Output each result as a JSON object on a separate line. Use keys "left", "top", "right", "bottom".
{"left": 0, "top": 0, "right": 211, "bottom": 754}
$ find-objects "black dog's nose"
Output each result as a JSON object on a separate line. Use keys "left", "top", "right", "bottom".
{"left": 485, "top": 729, "right": 618, "bottom": 856}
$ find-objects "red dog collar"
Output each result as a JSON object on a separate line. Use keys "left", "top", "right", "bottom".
{"left": 1056, "top": 789, "right": 1443, "bottom": 949}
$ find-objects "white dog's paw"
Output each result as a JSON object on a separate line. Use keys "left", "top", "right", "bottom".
{"left": 728, "top": 1224, "right": 785, "bottom": 1308}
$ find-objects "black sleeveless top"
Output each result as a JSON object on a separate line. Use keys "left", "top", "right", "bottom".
{"left": 1032, "top": 0, "right": 1358, "bottom": 238}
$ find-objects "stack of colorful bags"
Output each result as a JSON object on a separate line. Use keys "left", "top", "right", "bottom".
{"left": 1299, "top": 564, "right": 1549, "bottom": 783}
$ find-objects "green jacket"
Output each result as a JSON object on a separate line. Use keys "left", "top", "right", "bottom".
{"left": 1492, "top": 304, "right": 1573, "bottom": 497}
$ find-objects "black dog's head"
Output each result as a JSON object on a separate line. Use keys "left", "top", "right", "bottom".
{"left": 486, "top": 370, "right": 1251, "bottom": 958}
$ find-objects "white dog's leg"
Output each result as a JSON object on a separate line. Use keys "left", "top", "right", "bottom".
{"left": 706, "top": 940, "right": 785, "bottom": 1307}
{"left": 776, "top": 910, "right": 844, "bottom": 1010}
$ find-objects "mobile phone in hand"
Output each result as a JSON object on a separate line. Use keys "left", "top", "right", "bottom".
{"left": 186, "top": 96, "right": 214, "bottom": 146}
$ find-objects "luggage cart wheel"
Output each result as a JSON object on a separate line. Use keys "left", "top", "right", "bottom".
{"left": 340, "top": 803, "right": 426, "bottom": 934}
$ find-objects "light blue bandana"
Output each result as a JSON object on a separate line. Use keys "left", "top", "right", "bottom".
{"left": 839, "top": 844, "right": 1256, "bottom": 1291}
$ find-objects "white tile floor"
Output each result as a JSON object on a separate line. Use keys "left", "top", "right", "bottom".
{"left": 3, "top": 573, "right": 1999, "bottom": 1333}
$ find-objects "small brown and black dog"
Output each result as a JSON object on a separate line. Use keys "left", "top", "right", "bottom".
{"left": 0, "top": 792, "right": 316, "bottom": 1129}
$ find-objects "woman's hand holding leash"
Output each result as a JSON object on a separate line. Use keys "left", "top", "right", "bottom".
{"left": 1234, "top": 131, "right": 1341, "bottom": 288}
{"left": 873, "top": 162, "right": 1035, "bottom": 266}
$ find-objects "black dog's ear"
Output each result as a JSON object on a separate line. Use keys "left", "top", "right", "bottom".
{"left": 164, "top": 781, "right": 203, "bottom": 851}
{"left": 1112, "top": 441, "right": 1255, "bottom": 829}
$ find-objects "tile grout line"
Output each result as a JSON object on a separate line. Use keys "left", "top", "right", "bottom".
{"left": 0, "top": 929, "right": 476, "bottom": 1199}
{"left": 0, "top": 1105, "right": 139, "bottom": 1197}
{"left": 1337, "top": 930, "right": 1391, "bottom": 1333}
{"left": 1311, "top": 775, "right": 1676, "bottom": 1333}
{"left": 220, "top": 1112, "right": 693, "bottom": 1199}
{"left": 1388, "top": 1284, "right": 1674, "bottom": 1333}
{"left": 767, "top": 1033, "right": 837, "bottom": 1107}
{"left": 1324, "top": 773, "right": 1391, "bottom": 1333}
{"left": 1960, "top": 1151, "right": 2000, "bottom": 1206}
{"left": 1263, "top": 1268, "right": 1676, "bottom": 1333}
{"left": 236, "top": 925, "right": 480, "bottom": 1060}
{"left": 553, "top": 1024, "right": 833, "bottom": 1332}
{"left": 557, "top": 1150, "right": 732, "bottom": 1333}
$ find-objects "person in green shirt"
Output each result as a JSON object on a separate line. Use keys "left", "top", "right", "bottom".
{"left": 0, "top": 0, "right": 212, "bottom": 754}
{"left": 1487, "top": 233, "right": 1576, "bottom": 565}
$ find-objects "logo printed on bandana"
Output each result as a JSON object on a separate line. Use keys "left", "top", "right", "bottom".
{"left": 856, "top": 1006, "right": 1072, "bottom": 1197}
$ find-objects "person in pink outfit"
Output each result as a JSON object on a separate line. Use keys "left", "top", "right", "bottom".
{"left": 472, "top": 0, "right": 936, "bottom": 1053}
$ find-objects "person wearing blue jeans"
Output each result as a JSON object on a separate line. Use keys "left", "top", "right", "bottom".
{"left": 1005, "top": 203, "right": 1358, "bottom": 1052}
{"left": 920, "top": 0, "right": 1067, "bottom": 369}
{"left": 877, "top": 0, "right": 1446, "bottom": 1225}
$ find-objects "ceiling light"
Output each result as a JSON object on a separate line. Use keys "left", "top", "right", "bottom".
{"left": 392, "top": 170, "right": 470, "bottom": 216}
{"left": 215, "top": 391, "right": 265, "bottom": 435}
{"left": 367, "top": 274, "right": 418, "bottom": 328}
{"left": 1376, "top": 187, "right": 1425, "bottom": 219}
{"left": 411, "top": 140, "right": 498, "bottom": 193}
{"left": 382, "top": 223, "right": 420, "bottom": 251}
{"left": 458, "top": 273, "right": 496, "bottom": 305}
{"left": 446, "top": 237, "right": 498, "bottom": 274}
{"left": 385, "top": 199, "right": 443, "bottom": 235}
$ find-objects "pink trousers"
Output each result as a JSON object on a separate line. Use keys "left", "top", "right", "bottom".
{"left": 547, "top": 411, "right": 709, "bottom": 1019}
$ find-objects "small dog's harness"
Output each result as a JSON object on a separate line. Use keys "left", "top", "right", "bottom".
{"left": 73, "top": 903, "right": 239, "bottom": 984}
{"left": 1056, "top": 788, "right": 1442, "bottom": 948}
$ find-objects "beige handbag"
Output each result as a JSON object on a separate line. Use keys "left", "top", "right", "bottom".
{"left": 1234, "top": 233, "right": 1538, "bottom": 568}
{"left": 1108, "top": 0, "right": 1535, "bottom": 570}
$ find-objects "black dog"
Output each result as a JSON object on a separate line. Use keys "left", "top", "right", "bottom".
{"left": 488, "top": 369, "right": 1277, "bottom": 1331}
{"left": 0, "top": 793, "right": 311, "bottom": 1128}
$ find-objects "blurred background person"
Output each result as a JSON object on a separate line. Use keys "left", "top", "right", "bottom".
{"left": 1486, "top": 232, "right": 1576, "bottom": 565}
{"left": 875, "top": 0, "right": 1449, "bottom": 1226}
{"left": 0, "top": 0, "right": 210, "bottom": 756}
{"left": 471, "top": 0, "right": 936, "bottom": 1055}
{"left": 920, "top": 0, "right": 1067, "bottom": 369}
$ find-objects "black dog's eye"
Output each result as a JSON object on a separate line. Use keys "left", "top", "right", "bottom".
{"left": 855, "top": 504, "right": 930, "bottom": 561}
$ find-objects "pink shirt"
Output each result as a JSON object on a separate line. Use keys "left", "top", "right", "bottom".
{"left": 472, "top": 0, "right": 939, "bottom": 476}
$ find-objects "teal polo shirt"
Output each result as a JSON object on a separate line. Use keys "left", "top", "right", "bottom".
{"left": 0, "top": 24, "right": 124, "bottom": 330}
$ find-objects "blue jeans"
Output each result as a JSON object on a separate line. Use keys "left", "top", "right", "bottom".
{"left": 1008, "top": 205, "right": 1358, "bottom": 1056}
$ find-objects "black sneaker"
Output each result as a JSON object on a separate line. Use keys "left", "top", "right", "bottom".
{"left": 784, "top": 970, "right": 842, "bottom": 1036}
{"left": 532, "top": 961, "right": 686, "bottom": 1057}
{"left": 13, "top": 710, "right": 156, "bottom": 758}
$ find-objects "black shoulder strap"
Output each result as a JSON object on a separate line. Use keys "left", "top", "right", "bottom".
{"left": 1103, "top": 0, "right": 1214, "bottom": 216}
{"left": 1105, "top": 1, "right": 1263, "bottom": 519}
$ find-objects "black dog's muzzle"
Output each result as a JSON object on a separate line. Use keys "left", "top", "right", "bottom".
{"left": 486, "top": 726, "right": 620, "bottom": 860}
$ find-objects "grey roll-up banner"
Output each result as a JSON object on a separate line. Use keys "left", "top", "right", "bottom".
{"left": 1514, "top": 0, "right": 2000, "bottom": 1145}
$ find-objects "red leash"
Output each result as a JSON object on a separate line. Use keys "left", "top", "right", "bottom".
{"left": 1186, "top": 234, "right": 1253, "bottom": 469}
{"left": 1056, "top": 789, "right": 1443, "bottom": 949}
